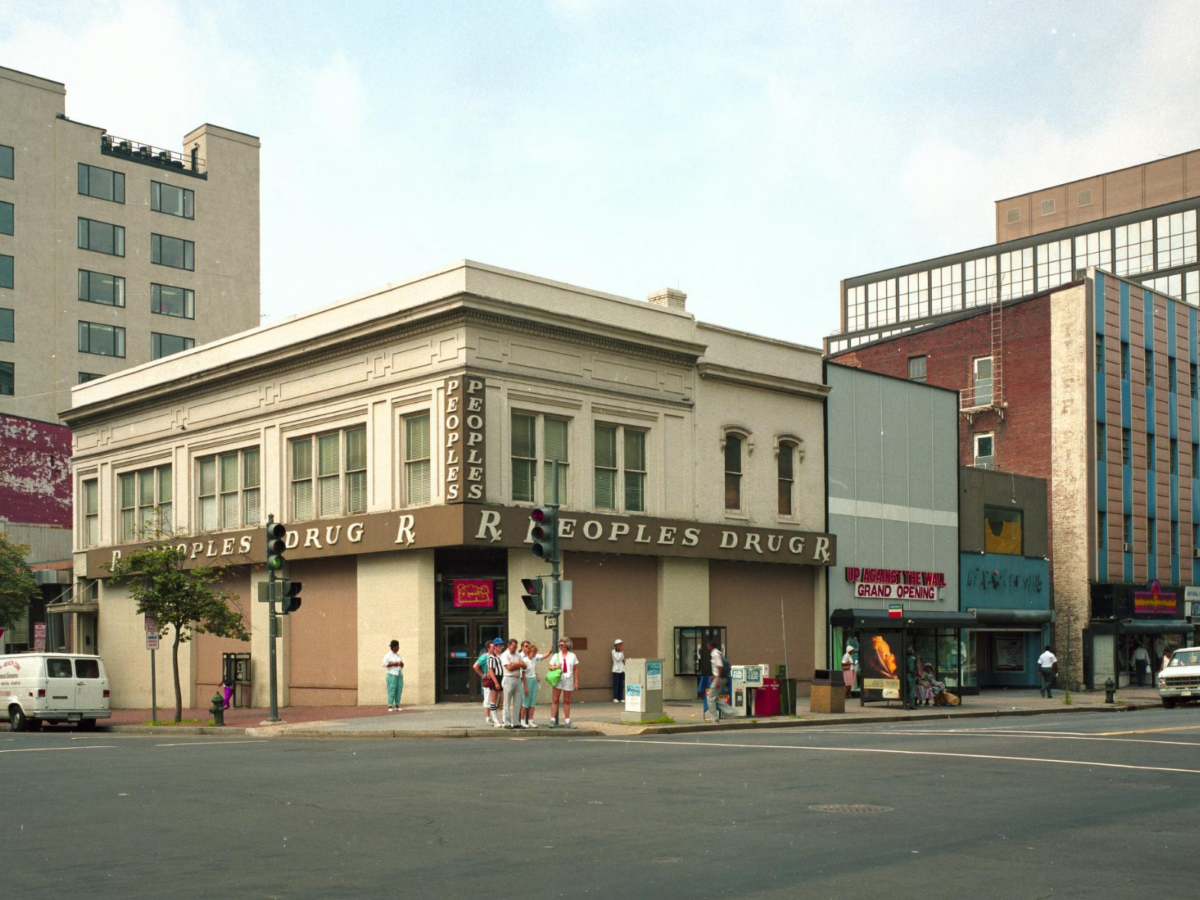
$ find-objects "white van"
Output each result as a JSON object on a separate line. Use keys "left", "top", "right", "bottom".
{"left": 0, "top": 653, "right": 112, "bottom": 731}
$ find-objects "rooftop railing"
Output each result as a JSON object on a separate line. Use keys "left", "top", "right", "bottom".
{"left": 100, "top": 133, "right": 207, "bottom": 178}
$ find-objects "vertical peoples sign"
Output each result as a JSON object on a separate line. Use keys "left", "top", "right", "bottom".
{"left": 444, "top": 375, "right": 486, "bottom": 502}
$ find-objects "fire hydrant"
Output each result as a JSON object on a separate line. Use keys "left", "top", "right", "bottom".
{"left": 1104, "top": 676, "right": 1116, "bottom": 704}
{"left": 210, "top": 691, "right": 226, "bottom": 726}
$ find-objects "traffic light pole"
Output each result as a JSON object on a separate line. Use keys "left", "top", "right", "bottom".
{"left": 267, "top": 514, "right": 280, "bottom": 724}
{"left": 549, "top": 458, "right": 561, "bottom": 727}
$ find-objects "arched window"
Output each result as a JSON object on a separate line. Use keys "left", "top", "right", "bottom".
{"left": 721, "top": 428, "right": 751, "bottom": 512}
{"left": 778, "top": 441, "right": 796, "bottom": 516}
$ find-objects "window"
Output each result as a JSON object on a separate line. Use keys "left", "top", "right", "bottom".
{"left": 0, "top": 144, "right": 11, "bottom": 179}
{"left": 866, "top": 279, "right": 896, "bottom": 328}
{"left": 1098, "top": 511, "right": 1107, "bottom": 550}
{"left": 1148, "top": 435, "right": 1156, "bottom": 470}
{"left": 75, "top": 659, "right": 100, "bottom": 679}
{"left": 1075, "top": 230, "right": 1112, "bottom": 271}
{"left": 1148, "top": 517, "right": 1157, "bottom": 555}
{"left": 47, "top": 659, "right": 72, "bottom": 679}
{"left": 930, "top": 264, "right": 963, "bottom": 315}
{"left": 908, "top": 356, "right": 927, "bottom": 383}
{"left": 77, "top": 163, "right": 125, "bottom": 203}
{"left": 777, "top": 441, "right": 797, "bottom": 517}
{"left": 0, "top": 361, "right": 11, "bottom": 396}
{"left": 1000, "top": 247, "right": 1033, "bottom": 300}
{"left": 151, "top": 332, "right": 195, "bottom": 360}
{"left": 290, "top": 427, "right": 366, "bottom": 520}
{"left": 973, "top": 433, "right": 994, "bottom": 470}
{"left": 0, "top": 200, "right": 11, "bottom": 235}
{"left": 971, "top": 357, "right": 994, "bottom": 406}
{"left": 1095, "top": 335, "right": 1104, "bottom": 373}
{"left": 83, "top": 479, "right": 99, "bottom": 546}
{"left": 1147, "top": 349, "right": 1155, "bottom": 384}
{"left": 964, "top": 256, "right": 997, "bottom": 308}
{"left": 1124, "top": 515, "right": 1133, "bottom": 548}
{"left": 1189, "top": 271, "right": 1200, "bottom": 307}
{"left": 151, "top": 284, "right": 195, "bottom": 319}
{"left": 78, "top": 269, "right": 126, "bottom": 307}
{"left": 1122, "top": 428, "right": 1131, "bottom": 466}
{"left": 1156, "top": 211, "right": 1197, "bottom": 269}
{"left": 1037, "top": 239, "right": 1073, "bottom": 290}
{"left": 594, "top": 424, "right": 647, "bottom": 513}
{"left": 984, "top": 506, "right": 1023, "bottom": 555}
{"left": 1192, "top": 364, "right": 1198, "bottom": 399}
{"left": 845, "top": 285, "right": 866, "bottom": 332}
{"left": 1194, "top": 443, "right": 1199, "bottom": 475}
{"left": 151, "top": 234, "right": 194, "bottom": 270}
{"left": 0, "top": 254, "right": 10, "bottom": 289}
{"left": 1115, "top": 220, "right": 1153, "bottom": 276}
{"left": 78, "top": 372, "right": 101, "bottom": 384}
{"left": 1121, "top": 342, "right": 1130, "bottom": 380}
{"left": 151, "top": 181, "right": 194, "bottom": 219}
{"left": 77, "top": 218, "right": 125, "bottom": 256}
{"left": 1144, "top": 273, "right": 1183, "bottom": 302}
{"left": 511, "top": 413, "right": 569, "bottom": 504}
{"left": 0, "top": 309, "right": 11, "bottom": 342}
{"left": 118, "top": 465, "right": 172, "bottom": 541}
{"left": 1172, "top": 439, "right": 1178, "bottom": 475}
{"left": 1173, "top": 520, "right": 1179, "bottom": 558}
{"left": 197, "top": 448, "right": 260, "bottom": 531}
{"left": 1097, "top": 424, "right": 1106, "bottom": 462}
{"left": 724, "top": 433, "right": 744, "bottom": 510}
{"left": 898, "top": 272, "right": 928, "bottom": 322}
{"left": 403, "top": 413, "right": 431, "bottom": 504}
{"left": 1170, "top": 358, "right": 1178, "bottom": 393}
{"left": 78, "top": 321, "right": 125, "bottom": 357}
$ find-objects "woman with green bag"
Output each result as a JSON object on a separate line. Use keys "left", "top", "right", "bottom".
{"left": 548, "top": 638, "right": 580, "bottom": 726}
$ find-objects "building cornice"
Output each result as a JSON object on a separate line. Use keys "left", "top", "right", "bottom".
{"left": 696, "top": 363, "right": 830, "bottom": 400}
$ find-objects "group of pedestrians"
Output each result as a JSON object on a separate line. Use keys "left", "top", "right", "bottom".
{"left": 473, "top": 636, "right": 579, "bottom": 729}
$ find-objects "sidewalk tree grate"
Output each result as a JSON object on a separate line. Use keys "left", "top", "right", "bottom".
{"left": 809, "top": 804, "right": 893, "bottom": 814}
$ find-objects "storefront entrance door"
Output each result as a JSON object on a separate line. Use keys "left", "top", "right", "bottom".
{"left": 439, "top": 619, "right": 506, "bottom": 701}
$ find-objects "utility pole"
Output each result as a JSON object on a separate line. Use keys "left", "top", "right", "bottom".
{"left": 264, "top": 516, "right": 287, "bottom": 724}
{"left": 549, "top": 458, "right": 562, "bottom": 724}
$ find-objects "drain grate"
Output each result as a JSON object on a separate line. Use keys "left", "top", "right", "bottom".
{"left": 809, "top": 804, "right": 893, "bottom": 814}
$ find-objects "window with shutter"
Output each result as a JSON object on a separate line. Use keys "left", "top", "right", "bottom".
{"left": 624, "top": 429, "right": 646, "bottom": 512}
{"left": 543, "top": 418, "right": 569, "bottom": 504}
{"left": 345, "top": 427, "right": 367, "bottom": 514}
{"left": 118, "top": 465, "right": 171, "bottom": 540}
{"left": 511, "top": 413, "right": 536, "bottom": 503}
{"left": 594, "top": 424, "right": 617, "bottom": 510}
{"left": 198, "top": 458, "right": 218, "bottom": 531}
{"left": 317, "top": 433, "right": 341, "bottom": 517}
{"left": 404, "top": 414, "right": 431, "bottom": 504}
{"left": 243, "top": 448, "right": 261, "bottom": 525}
{"left": 291, "top": 439, "right": 314, "bottom": 521}
{"left": 83, "top": 479, "right": 99, "bottom": 546}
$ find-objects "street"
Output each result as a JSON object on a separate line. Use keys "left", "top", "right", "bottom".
{"left": 5, "top": 708, "right": 1198, "bottom": 899}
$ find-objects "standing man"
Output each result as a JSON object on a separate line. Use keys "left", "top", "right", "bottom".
{"left": 549, "top": 638, "right": 580, "bottom": 726}
{"left": 383, "top": 640, "right": 404, "bottom": 712}
{"left": 501, "top": 638, "right": 525, "bottom": 728}
{"left": 705, "top": 639, "right": 726, "bottom": 722}
{"left": 1132, "top": 642, "right": 1151, "bottom": 687}
{"left": 1037, "top": 644, "right": 1058, "bottom": 698}
{"left": 905, "top": 646, "right": 919, "bottom": 710}
{"left": 840, "top": 644, "right": 855, "bottom": 699}
{"left": 611, "top": 639, "right": 626, "bottom": 703}
{"left": 485, "top": 638, "right": 505, "bottom": 726}
{"left": 473, "top": 643, "right": 491, "bottom": 726}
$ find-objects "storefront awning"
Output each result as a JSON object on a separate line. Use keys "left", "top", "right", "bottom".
{"left": 830, "top": 608, "right": 978, "bottom": 630}
{"left": 1118, "top": 619, "right": 1193, "bottom": 635}
{"left": 970, "top": 609, "right": 1053, "bottom": 626}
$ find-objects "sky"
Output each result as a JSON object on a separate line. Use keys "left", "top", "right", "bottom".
{"left": 3, "top": 0, "right": 1199, "bottom": 348}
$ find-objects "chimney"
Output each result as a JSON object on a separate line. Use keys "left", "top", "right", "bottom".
{"left": 647, "top": 287, "right": 687, "bottom": 311}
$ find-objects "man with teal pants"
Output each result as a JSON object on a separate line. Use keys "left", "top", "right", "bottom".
{"left": 383, "top": 640, "right": 405, "bottom": 711}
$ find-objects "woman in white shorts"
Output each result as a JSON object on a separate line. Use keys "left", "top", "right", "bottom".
{"left": 549, "top": 638, "right": 580, "bottom": 726}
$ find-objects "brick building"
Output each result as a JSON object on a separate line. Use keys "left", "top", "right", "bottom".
{"left": 832, "top": 270, "right": 1196, "bottom": 689}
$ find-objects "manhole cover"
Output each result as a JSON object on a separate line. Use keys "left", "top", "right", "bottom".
{"left": 809, "top": 804, "right": 893, "bottom": 814}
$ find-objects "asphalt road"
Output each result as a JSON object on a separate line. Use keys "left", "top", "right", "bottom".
{"left": 4, "top": 709, "right": 1199, "bottom": 899}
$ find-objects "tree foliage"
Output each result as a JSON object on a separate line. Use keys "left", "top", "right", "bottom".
{"left": 0, "top": 532, "right": 38, "bottom": 634}
{"left": 106, "top": 532, "right": 249, "bottom": 722}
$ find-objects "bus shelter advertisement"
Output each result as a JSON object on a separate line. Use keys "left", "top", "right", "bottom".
{"left": 861, "top": 630, "right": 904, "bottom": 701}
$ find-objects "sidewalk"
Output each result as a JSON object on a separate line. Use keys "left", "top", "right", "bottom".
{"left": 96, "top": 685, "right": 1161, "bottom": 738}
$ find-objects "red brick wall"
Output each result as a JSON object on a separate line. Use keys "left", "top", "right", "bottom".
{"left": 0, "top": 414, "right": 72, "bottom": 527}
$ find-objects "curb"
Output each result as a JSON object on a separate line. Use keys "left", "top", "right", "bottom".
{"left": 245, "top": 726, "right": 603, "bottom": 739}
{"left": 101, "top": 725, "right": 250, "bottom": 736}
{"left": 635, "top": 702, "right": 1158, "bottom": 736}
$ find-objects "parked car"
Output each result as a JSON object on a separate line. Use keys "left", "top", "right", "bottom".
{"left": 0, "top": 653, "right": 112, "bottom": 731}
{"left": 1158, "top": 646, "right": 1200, "bottom": 709}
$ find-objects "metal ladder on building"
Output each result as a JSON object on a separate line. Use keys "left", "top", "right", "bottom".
{"left": 961, "top": 292, "right": 1006, "bottom": 422}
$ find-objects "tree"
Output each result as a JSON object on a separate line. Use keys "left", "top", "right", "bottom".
{"left": 0, "top": 532, "right": 38, "bottom": 637}
{"left": 106, "top": 534, "right": 249, "bottom": 723}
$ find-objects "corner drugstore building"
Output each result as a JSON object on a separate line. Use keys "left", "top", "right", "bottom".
{"left": 64, "top": 262, "right": 835, "bottom": 709}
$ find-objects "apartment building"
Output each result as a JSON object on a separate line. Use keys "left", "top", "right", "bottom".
{"left": 0, "top": 66, "right": 261, "bottom": 424}
{"left": 63, "top": 261, "right": 836, "bottom": 710}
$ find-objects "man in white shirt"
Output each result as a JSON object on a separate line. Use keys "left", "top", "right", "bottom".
{"left": 706, "top": 639, "right": 727, "bottom": 722}
{"left": 550, "top": 639, "right": 580, "bottom": 726}
{"left": 500, "top": 638, "right": 525, "bottom": 729}
{"left": 1132, "top": 643, "right": 1151, "bottom": 686}
{"left": 611, "top": 639, "right": 626, "bottom": 704}
{"left": 382, "top": 640, "right": 404, "bottom": 711}
{"left": 1037, "top": 645, "right": 1058, "bottom": 698}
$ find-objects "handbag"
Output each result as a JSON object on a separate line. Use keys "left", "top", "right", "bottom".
{"left": 546, "top": 653, "right": 563, "bottom": 687}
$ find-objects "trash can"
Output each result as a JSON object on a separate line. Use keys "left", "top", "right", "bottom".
{"left": 809, "top": 668, "right": 846, "bottom": 714}
{"left": 755, "top": 678, "right": 781, "bottom": 717}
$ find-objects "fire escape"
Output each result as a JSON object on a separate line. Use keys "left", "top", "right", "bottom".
{"left": 960, "top": 291, "right": 1007, "bottom": 424}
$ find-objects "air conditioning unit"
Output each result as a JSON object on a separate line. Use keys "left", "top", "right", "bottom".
{"left": 1123, "top": 542, "right": 1132, "bottom": 552}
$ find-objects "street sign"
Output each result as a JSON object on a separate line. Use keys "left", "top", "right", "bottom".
{"left": 887, "top": 603, "right": 903, "bottom": 619}
{"left": 34, "top": 622, "right": 46, "bottom": 651}
{"left": 146, "top": 632, "right": 160, "bottom": 651}
{"left": 543, "top": 616, "right": 558, "bottom": 629}
{"left": 144, "top": 614, "right": 158, "bottom": 633}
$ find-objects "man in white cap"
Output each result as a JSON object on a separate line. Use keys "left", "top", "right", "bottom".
{"left": 611, "top": 639, "right": 626, "bottom": 703}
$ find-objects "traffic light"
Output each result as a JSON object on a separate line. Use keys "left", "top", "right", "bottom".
{"left": 279, "top": 579, "right": 303, "bottom": 615}
{"left": 266, "top": 521, "right": 287, "bottom": 571}
{"left": 529, "top": 507, "right": 558, "bottom": 563}
{"left": 520, "top": 577, "right": 542, "bottom": 612}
